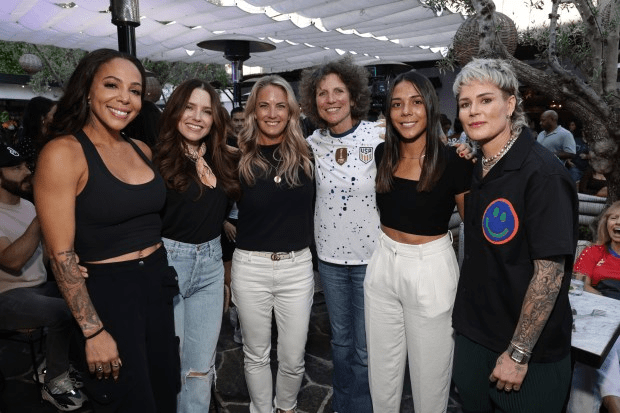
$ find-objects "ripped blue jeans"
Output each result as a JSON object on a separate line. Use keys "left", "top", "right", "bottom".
{"left": 163, "top": 237, "right": 224, "bottom": 413}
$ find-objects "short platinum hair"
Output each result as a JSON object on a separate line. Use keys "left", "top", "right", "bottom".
{"left": 453, "top": 58, "right": 527, "bottom": 137}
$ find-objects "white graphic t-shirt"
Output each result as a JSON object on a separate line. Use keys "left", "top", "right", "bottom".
{"left": 308, "top": 120, "right": 384, "bottom": 265}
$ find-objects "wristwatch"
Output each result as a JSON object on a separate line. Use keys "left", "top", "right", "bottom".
{"left": 507, "top": 343, "right": 531, "bottom": 365}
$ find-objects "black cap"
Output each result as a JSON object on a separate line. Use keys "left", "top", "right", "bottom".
{"left": 0, "top": 145, "right": 25, "bottom": 168}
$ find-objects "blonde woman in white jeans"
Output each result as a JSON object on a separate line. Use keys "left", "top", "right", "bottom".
{"left": 231, "top": 75, "right": 315, "bottom": 413}
{"left": 365, "top": 71, "right": 473, "bottom": 413}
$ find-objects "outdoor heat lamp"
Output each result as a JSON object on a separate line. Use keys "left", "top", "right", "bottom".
{"left": 198, "top": 35, "right": 275, "bottom": 108}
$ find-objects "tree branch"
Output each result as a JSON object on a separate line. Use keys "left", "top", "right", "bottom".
{"left": 32, "top": 44, "right": 65, "bottom": 88}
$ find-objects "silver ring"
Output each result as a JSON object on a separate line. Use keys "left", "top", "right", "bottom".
{"left": 112, "top": 363, "right": 119, "bottom": 368}
{"left": 96, "top": 366, "right": 103, "bottom": 372}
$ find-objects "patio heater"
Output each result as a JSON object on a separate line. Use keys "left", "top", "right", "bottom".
{"left": 110, "top": 0, "right": 140, "bottom": 56}
{"left": 198, "top": 35, "right": 275, "bottom": 108}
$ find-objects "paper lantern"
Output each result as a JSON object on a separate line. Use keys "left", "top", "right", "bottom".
{"left": 19, "top": 53, "right": 43, "bottom": 74}
{"left": 144, "top": 73, "right": 162, "bottom": 102}
{"left": 453, "top": 12, "right": 518, "bottom": 66}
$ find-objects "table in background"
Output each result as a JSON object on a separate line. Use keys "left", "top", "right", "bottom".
{"left": 569, "top": 291, "right": 620, "bottom": 368}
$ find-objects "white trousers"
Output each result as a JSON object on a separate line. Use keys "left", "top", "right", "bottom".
{"left": 231, "top": 247, "right": 314, "bottom": 413}
{"left": 364, "top": 231, "right": 458, "bottom": 413}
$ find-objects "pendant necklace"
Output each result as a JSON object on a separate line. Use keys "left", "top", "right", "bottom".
{"left": 272, "top": 150, "right": 282, "bottom": 184}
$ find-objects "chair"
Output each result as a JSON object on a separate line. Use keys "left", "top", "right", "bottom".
{"left": 0, "top": 327, "right": 46, "bottom": 397}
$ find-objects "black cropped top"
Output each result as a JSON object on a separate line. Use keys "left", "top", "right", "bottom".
{"left": 74, "top": 130, "right": 165, "bottom": 261}
{"left": 375, "top": 142, "right": 473, "bottom": 236}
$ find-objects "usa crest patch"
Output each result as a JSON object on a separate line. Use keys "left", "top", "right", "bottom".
{"left": 359, "top": 147, "right": 373, "bottom": 164}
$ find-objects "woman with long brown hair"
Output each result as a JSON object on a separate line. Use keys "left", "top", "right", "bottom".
{"left": 365, "top": 70, "right": 473, "bottom": 413}
{"left": 154, "top": 79, "right": 240, "bottom": 413}
{"left": 231, "top": 75, "right": 314, "bottom": 413}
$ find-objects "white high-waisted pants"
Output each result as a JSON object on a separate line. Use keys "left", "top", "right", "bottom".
{"left": 231, "top": 247, "right": 314, "bottom": 413}
{"left": 364, "top": 231, "right": 458, "bottom": 413}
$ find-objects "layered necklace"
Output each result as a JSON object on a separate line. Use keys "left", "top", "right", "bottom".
{"left": 482, "top": 134, "right": 518, "bottom": 171}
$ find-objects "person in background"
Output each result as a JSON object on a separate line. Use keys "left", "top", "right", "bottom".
{"left": 0, "top": 144, "right": 87, "bottom": 411}
{"left": 155, "top": 79, "right": 240, "bottom": 413}
{"left": 232, "top": 75, "right": 315, "bottom": 413}
{"left": 122, "top": 100, "right": 162, "bottom": 148}
{"left": 578, "top": 154, "right": 608, "bottom": 197}
{"left": 223, "top": 106, "right": 244, "bottom": 344}
{"left": 365, "top": 70, "right": 473, "bottom": 413}
{"left": 34, "top": 48, "right": 179, "bottom": 412}
{"left": 230, "top": 106, "right": 245, "bottom": 138}
{"left": 537, "top": 110, "right": 580, "bottom": 181}
{"left": 568, "top": 119, "right": 589, "bottom": 179}
{"left": 569, "top": 201, "right": 620, "bottom": 413}
{"left": 452, "top": 58, "right": 578, "bottom": 413}
{"left": 299, "top": 58, "right": 379, "bottom": 413}
{"left": 16, "top": 96, "right": 56, "bottom": 171}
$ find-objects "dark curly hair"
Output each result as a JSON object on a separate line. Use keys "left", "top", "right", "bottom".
{"left": 154, "top": 79, "right": 240, "bottom": 200}
{"left": 376, "top": 70, "right": 446, "bottom": 193}
{"left": 299, "top": 57, "right": 371, "bottom": 131}
{"left": 49, "top": 48, "right": 146, "bottom": 139}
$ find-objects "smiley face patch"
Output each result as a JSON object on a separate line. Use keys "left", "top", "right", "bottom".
{"left": 482, "top": 198, "right": 519, "bottom": 244}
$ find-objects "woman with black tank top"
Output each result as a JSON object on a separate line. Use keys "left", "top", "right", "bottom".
{"left": 231, "top": 75, "right": 314, "bottom": 413}
{"left": 364, "top": 71, "right": 473, "bottom": 413}
{"left": 34, "top": 49, "right": 179, "bottom": 412}
{"left": 154, "top": 79, "right": 240, "bottom": 413}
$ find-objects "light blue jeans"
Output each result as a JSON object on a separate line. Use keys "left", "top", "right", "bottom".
{"left": 318, "top": 260, "right": 372, "bottom": 413}
{"left": 231, "top": 247, "right": 314, "bottom": 413}
{"left": 163, "top": 236, "right": 224, "bottom": 413}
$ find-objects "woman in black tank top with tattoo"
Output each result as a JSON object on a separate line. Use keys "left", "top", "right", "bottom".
{"left": 34, "top": 49, "right": 179, "bottom": 412}
{"left": 364, "top": 71, "right": 474, "bottom": 413}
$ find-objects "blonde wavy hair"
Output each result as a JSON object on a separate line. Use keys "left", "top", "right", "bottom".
{"left": 238, "top": 75, "right": 313, "bottom": 187}
{"left": 596, "top": 201, "right": 620, "bottom": 245}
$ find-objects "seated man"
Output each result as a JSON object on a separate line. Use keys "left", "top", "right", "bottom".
{"left": 0, "top": 144, "right": 86, "bottom": 411}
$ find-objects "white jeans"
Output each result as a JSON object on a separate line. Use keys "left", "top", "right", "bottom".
{"left": 364, "top": 231, "right": 458, "bottom": 413}
{"left": 231, "top": 247, "right": 314, "bottom": 413}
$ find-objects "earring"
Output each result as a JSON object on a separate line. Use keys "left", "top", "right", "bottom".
{"left": 87, "top": 98, "right": 91, "bottom": 106}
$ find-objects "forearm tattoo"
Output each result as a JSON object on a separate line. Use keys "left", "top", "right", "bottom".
{"left": 51, "top": 250, "right": 101, "bottom": 333}
{"left": 511, "top": 257, "right": 565, "bottom": 353}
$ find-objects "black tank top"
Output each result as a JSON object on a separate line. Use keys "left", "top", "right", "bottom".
{"left": 74, "top": 130, "right": 165, "bottom": 261}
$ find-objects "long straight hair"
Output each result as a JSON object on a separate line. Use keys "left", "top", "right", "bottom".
{"left": 238, "top": 75, "right": 313, "bottom": 187}
{"left": 154, "top": 79, "right": 240, "bottom": 200}
{"left": 376, "top": 71, "right": 446, "bottom": 193}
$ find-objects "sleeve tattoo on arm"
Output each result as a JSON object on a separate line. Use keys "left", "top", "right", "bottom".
{"left": 51, "top": 250, "right": 102, "bottom": 333}
{"left": 512, "top": 257, "right": 565, "bottom": 353}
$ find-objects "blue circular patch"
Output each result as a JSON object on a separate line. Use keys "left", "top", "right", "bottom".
{"left": 482, "top": 198, "right": 519, "bottom": 245}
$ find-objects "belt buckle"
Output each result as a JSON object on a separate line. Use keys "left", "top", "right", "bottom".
{"left": 270, "top": 253, "right": 281, "bottom": 261}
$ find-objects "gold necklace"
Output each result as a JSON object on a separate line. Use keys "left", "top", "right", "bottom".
{"left": 400, "top": 154, "right": 425, "bottom": 160}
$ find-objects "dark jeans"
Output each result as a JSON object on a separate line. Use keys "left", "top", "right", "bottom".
{"left": 318, "top": 260, "right": 372, "bottom": 413}
{"left": 0, "top": 282, "right": 73, "bottom": 383}
{"left": 453, "top": 333, "right": 571, "bottom": 413}
{"left": 80, "top": 247, "right": 180, "bottom": 413}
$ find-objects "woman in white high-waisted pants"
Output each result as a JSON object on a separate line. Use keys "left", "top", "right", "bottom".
{"left": 364, "top": 70, "right": 473, "bottom": 413}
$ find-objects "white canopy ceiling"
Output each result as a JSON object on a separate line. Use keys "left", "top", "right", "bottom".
{"left": 0, "top": 0, "right": 465, "bottom": 72}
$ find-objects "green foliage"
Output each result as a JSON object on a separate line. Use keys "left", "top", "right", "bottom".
{"left": 0, "top": 40, "right": 230, "bottom": 95}
{"left": 0, "top": 41, "right": 28, "bottom": 74}
{"left": 141, "top": 59, "right": 230, "bottom": 90}
{"left": 422, "top": 0, "right": 474, "bottom": 15}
